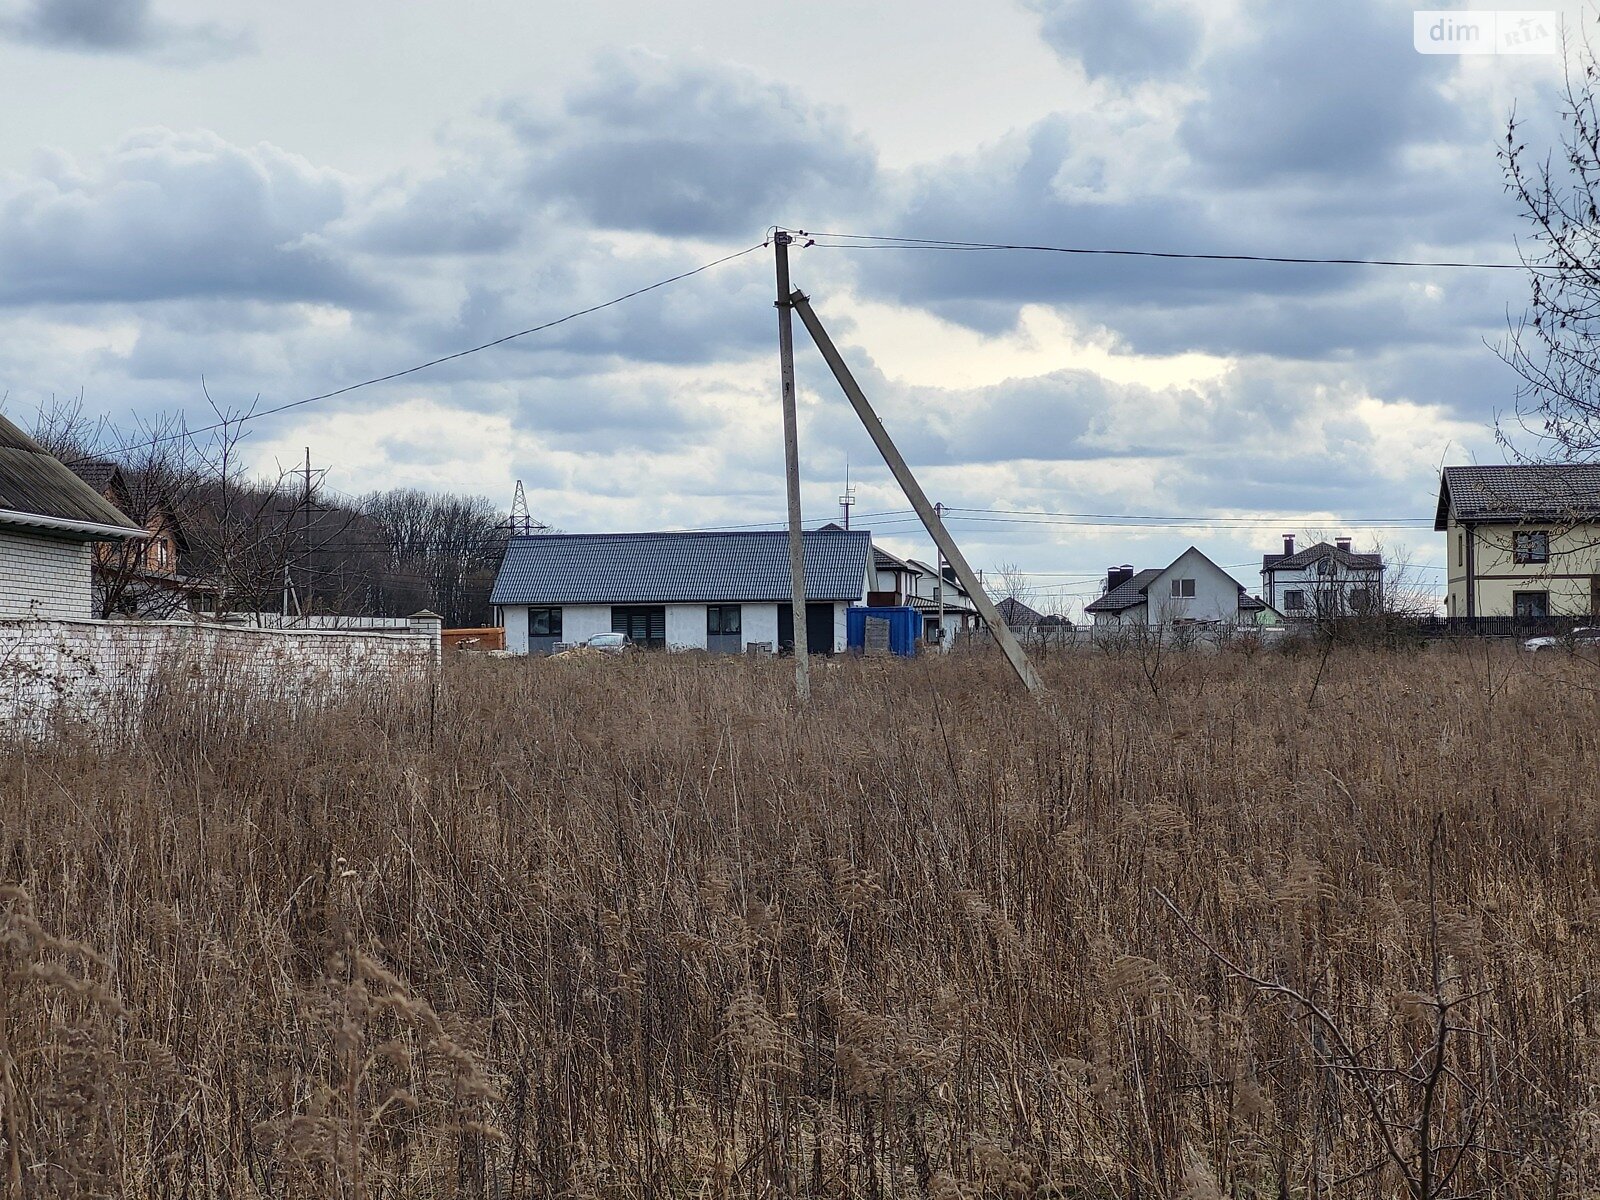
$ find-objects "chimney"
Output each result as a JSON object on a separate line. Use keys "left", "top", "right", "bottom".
{"left": 1283, "top": 534, "right": 1296, "bottom": 556}
{"left": 1108, "top": 564, "right": 1134, "bottom": 591}
{"left": 1335, "top": 536, "right": 1353, "bottom": 553}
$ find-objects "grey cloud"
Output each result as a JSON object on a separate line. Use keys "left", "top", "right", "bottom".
{"left": 1180, "top": 0, "right": 1461, "bottom": 183}
{"left": 354, "top": 176, "right": 524, "bottom": 257}
{"left": 510, "top": 53, "right": 875, "bottom": 237}
{"left": 860, "top": 116, "right": 1372, "bottom": 324}
{"left": 398, "top": 239, "right": 775, "bottom": 374}
{"left": 1027, "top": 0, "right": 1203, "bottom": 81}
{"left": 0, "top": 130, "right": 375, "bottom": 307}
{"left": 1, "top": 0, "right": 251, "bottom": 62}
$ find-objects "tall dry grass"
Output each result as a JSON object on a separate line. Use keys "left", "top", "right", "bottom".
{"left": 0, "top": 644, "right": 1597, "bottom": 1198}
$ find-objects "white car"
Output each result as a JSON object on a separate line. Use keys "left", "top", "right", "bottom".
{"left": 1524, "top": 627, "right": 1600, "bottom": 652}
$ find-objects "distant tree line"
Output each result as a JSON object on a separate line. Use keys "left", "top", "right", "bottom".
{"left": 28, "top": 398, "right": 511, "bottom": 627}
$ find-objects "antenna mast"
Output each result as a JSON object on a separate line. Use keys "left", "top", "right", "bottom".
{"left": 838, "top": 458, "right": 856, "bottom": 530}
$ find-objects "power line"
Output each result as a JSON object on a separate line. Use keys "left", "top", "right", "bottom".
{"left": 61, "top": 242, "right": 767, "bottom": 467}
{"left": 802, "top": 230, "right": 1545, "bottom": 272}
{"left": 945, "top": 505, "right": 1433, "bottom": 526}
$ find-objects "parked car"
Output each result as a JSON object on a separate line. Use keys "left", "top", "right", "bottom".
{"left": 1524, "top": 627, "right": 1600, "bottom": 652}
{"left": 580, "top": 632, "right": 632, "bottom": 653}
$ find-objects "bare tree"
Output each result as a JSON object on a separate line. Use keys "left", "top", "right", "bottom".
{"left": 362, "top": 489, "right": 510, "bottom": 626}
{"left": 1499, "top": 11, "right": 1600, "bottom": 459}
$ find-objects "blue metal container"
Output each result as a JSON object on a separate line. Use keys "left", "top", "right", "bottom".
{"left": 846, "top": 606, "right": 920, "bottom": 657}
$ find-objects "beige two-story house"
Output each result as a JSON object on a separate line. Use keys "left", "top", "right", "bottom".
{"left": 1436, "top": 464, "right": 1600, "bottom": 620}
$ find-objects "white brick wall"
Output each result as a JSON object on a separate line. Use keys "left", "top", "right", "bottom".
{"left": 0, "top": 530, "right": 94, "bottom": 620}
{"left": 0, "top": 618, "right": 439, "bottom": 732}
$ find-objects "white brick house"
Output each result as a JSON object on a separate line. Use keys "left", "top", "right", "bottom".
{"left": 1260, "top": 535, "right": 1385, "bottom": 619}
{"left": 491, "top": 529, "right": 873, "bottom": 655}
{"left": 0, "top": 416, "right": 145, "bottom": 619}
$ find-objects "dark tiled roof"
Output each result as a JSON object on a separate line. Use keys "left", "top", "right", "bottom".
{"left": 490, "top": 529, "right": 873, "bottom": 606}
{"left": 1435, "top": 464, "right": 1600, "bottom": 530}
{"left": 1084, "top": 567, "right": 1163, "bottom": 613}
{"left": 1261, "top": 542, "right": 1384, "bottom": 573}
{"left": 0, "top": 417, "right": 142, "bottom": 537}
{"left": 873, "top": 546, "right": 912, "bottom": 572}
{"left": 68, "top": 460, "right": 121, "bottom": 495}
{"left": 996, "top": 596, "right": 1044, "bottom": 625}
{"left": 1239, "top": 594, "right": 1269, "bottom": 611}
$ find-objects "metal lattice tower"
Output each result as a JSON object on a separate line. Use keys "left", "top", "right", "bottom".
{"left": 505, "top": 480, "right": 548, "bottom": 536}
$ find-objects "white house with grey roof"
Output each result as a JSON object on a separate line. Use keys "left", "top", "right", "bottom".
{"left": 0, "top": 415, "right": 145, "bottom": 620}
{"left": 1260, "top": 534, "right": 1385, "bottom": 620}
{"left": 490, "top": 529, "right": 874, "bottom": 655}
{"left": 1085, "top": 547, "right": 1276, "bottom": 628}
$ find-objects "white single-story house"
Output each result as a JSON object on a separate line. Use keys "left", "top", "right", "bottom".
{"left": 1085, "top": 547, "right": 1279, "bottom": 627}
{"left": 0, "top": 415, "right": 146, "bottom": 620}
{"left": 1260, "top": 534, "right": 1385, "bottom": 619}
{"left": 490, "top": 528, "right": 874, "bottom": 655}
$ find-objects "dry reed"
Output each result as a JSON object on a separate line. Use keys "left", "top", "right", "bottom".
{"left": 0, "top": 643, "right": 1597, "bottom": 1198}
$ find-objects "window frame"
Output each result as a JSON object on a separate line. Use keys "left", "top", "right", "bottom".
{"left": 1514, "top": 530, "right": 1551, "bottom": 565}
{"left": 1169, "top": 578, "right": 1196, "bottom": 599}
{"left": 706, "top": 604, "right": 742, "bottom": 636}
{"left": 528, "top": 606, "right": 563, "bottom": 638}
{"left": 1513, "top": 590, "right": 1550, "bottom": 620}
{"left": 1284, "top": 589, "right": 1306, "bottom": 612}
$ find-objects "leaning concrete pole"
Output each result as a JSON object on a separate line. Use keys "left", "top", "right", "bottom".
{"left": 790, "top": 290, "right": 1045, "bottom": 695}
{"left": 774, "top": 233, "right": 811, "bottom": 701}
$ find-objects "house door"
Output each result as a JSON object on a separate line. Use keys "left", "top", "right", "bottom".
{"left": 611, "top": 606, "right": 666, "bottom": 649}
{"left": 776, "top": 603, "right": 835, "bottom": 655}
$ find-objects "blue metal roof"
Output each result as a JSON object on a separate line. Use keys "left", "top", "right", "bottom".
{"left": 490, "top": 529, "right": 874, "bottom": 606}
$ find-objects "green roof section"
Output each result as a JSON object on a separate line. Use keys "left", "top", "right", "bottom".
{"left": 0, "top": 414, "right": 144, "bottom": 538}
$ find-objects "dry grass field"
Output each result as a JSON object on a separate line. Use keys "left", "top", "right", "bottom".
{"left": 1, "top": 643, "right": 1598, "bottom": 1198}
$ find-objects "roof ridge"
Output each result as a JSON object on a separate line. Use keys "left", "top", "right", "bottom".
{"left": 508, "top": 528, "right": 870, "bottom": 541}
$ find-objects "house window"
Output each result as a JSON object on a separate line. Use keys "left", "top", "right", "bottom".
{"left": 706, "top": 605, "right": 742, "bottom": 636}
{"left": 1348, "top": 587, "right": 1372, "bottom": 614}
{"left": 1513, "top": 591, "right": 1549, "bottom": 619}
{"left": 612, "top": 606, "right": 666, "bottom": 649}
{"left": 1284, "top": 589, "right": 1306, "bottom": 612}
{"left": 155, "top": 541, "right": 170, "bottom": 570}
{"left": 1514, "top": 530, "right": 1550, "bottom": 564}
{"left": 529, "top": 607, "right": 562, "bottom": 638}
{"left": 1316, "top": 559, "right": 1332, "bottom": 576}
{"left": 1169, "top": 578, "right": 1196, "bottom": 598}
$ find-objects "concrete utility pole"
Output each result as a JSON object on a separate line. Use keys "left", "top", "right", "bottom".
{"left": 790, "top": 291, "right": 1044, "bottom": 694}
{"left": 935, "top": 501, "right": 946, "bottom": 652}
{"left": 774, "top": 232, "right": 810, "bottom": 701}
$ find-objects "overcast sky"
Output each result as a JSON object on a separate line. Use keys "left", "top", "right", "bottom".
{"left": 0, "top": 0, "right": 1577, "bottom": 613}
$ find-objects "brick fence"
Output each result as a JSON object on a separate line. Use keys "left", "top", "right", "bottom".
{"left": 0, "top": 612, "right": 441, "bottom": 731}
